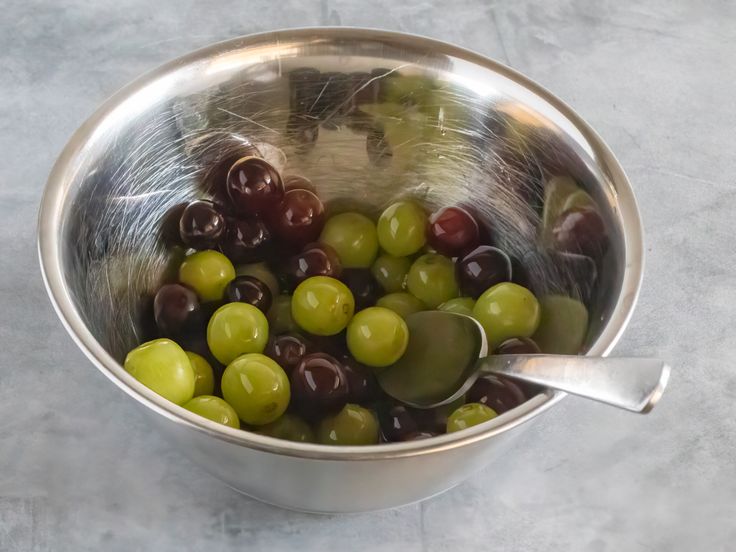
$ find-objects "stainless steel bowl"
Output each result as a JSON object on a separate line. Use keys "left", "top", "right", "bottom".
{"left": 38, "top": 28, "right": 643, "bottom": 513}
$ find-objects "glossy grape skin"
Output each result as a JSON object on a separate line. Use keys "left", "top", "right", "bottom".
{"left": 446, "top": 403, "right": 497, "bottom": 433}
{"left": 207, "top": 302, "right": 269, "bottom": 365}
{"left": 267, "top": 294, "right": 298, "bottom": 334}
{"left": 346, "top": 307, "right": 409, "bottom": 368}
{"left": 283, "top": 242, "right": 342, "bottom": 290}
{"left": 341, "top": 355, "right": 379, "bottom": 404}
{"left": 225, "top": 275, "right": 272, "bottom": 312}
{"left": 264, "top": 333, "right": 310, "bottom": 376}
{"left": 495, "top": 337, "right": 541, "bottom": 355}
{"left": 466, "top": 375, "right": 527, "bottom": 414}
{"left": 318, "top": 404, "right": 380, "bottom": 445}
{"left": 377, "top": 201, "right": 427, "bottom": 256}
{"left": 283, "top": 174, "right": 317, "bottom": 193}
{"left": 221, "top": 353, "right": 290, "bottom": 425}
{"left": 427, "top": 206, "right": 480, "bottom": 257}
{"left": 183, "top": 395, "right": 240, "bottom": 429}
{"left": 179, "top": 200, "right": 226, "bottom": 249}
{"left": 379, "top": 404, "right": 418, "bottom": 442}
{"left": 291, "top": 276, "right": 355, "bottom": 336}
{"left": 406, "top": 253, "right": 459, "bottom": 308}
{"left": 200, "top": 144, "right": 261, "bottom": 201}
{"left": 375, "top": 292, "right": 425, "bottom": 319}
{"left": 256, "top": 413, "right": 315, "bottom": 443}
{"left": 236, "top": 262, "right": 280, "bottom": 297}
{"left": 124, "top": 339, "right": 195, "bottom": 405}
{"left": 370, "top": 254, "right": 411, "bottom": 293}
{"left": 551, "top": 207, "right": 607, "bottom": 257}
{"left": 219, "top": 217, "right": 272, "bottom": 264}
{"left": 178, "top": 250, "right": 235, "bottom": 302}
{"left": 290, "top": 352, "right": 350, "bottom": 418}
{"left": 437, "top": 297, "right": 475, "bottom": 316}
{"left": 226, "top": 156, "right": 284, "bottom": 215}
{"left": 340, "top": 269, "right": 380, "bottom": 310}
{"left": 472, "top": 283, "right": 541, "bottom": 348}
{"left": 185, "top": 351, "right": 215, "bottom": 397}
{"left": 319, "top": 212, "right": 379, "bottom": 268}
{"left": 270, "top": 189, "right": 326, "bottom": 247}
{"left": 456, "top": 246, "right": 512, "bottom": 299}
{"left": 153, "top": 284, "right": 201, "bottom": 337}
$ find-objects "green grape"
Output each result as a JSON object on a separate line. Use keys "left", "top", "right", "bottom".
{"left": 370, "top": 254, "right": 411, "bottom": 293}
{"left": 207, "top": 302, "right": 268, "bottom": 365}
{"left": 438, "top": 297, "right": 476, "bottom": 316}
{"left": 319, "top": 212, "right": 379, "bottom": 268}
{"left": 406, "top": 253, "right": 459, "bottom": 308}
{"left": 256, "top": 413, "right": 315, "bottom": 443}
{"left": 472, "top": 282, "right": 541, "bottom": 348}
{"left": 377, "top": 201, "right": 427, "bottom": 256}
{"left": 346, "top": 307, "right": 409, "bottom": 368}
{"left": 183, "top": 395, "right": 240, "bottom": 429}
{"left": 318, "top": 404, "right": 379, "bottom": 445}
{"left": 267, "top": 294, "right": 298, "bottom": 334}
{"left": 178, "top": 250, "right": 235, "bottom": 302}
{"left": 532, "top": 295, "right": 589, "bottom": 354}
{"left": 186, "top": 351, "right": 215, "bottom": 397}
{"left": 235, "top": 262, "right": 280, "bottom": 297}
{"left": 446, "top": 403, "right": 497, "bottom": 433}
{"left": 376, "top": 292, "right": 425, "bottom": 319}
{"left": 221, "top": 353, "right": 290, "bottom": 425}
{"left": 124, "top": 338, "right": 195, "bottom": 405}
{"left": 291, "top": 276, "right": 355, "bottom": 336}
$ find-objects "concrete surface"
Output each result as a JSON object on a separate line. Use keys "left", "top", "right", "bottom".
{"left": 1, "top": 0, "right": 734, "bottom": 550}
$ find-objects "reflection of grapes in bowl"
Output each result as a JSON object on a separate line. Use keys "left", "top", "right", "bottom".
{"left": 38, "top": 29, "right": 643, "bottom": 513}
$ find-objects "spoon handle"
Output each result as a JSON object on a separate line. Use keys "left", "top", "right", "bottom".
{"left": 477, "top": 355, "right": 671, "bottom": 413}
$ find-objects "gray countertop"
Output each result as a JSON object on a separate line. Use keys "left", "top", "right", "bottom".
{"left": 1, "top": 1, "right": 733, "bottom": 550}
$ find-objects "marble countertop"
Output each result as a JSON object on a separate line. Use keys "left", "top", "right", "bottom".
{"left": 1, "top": 1, "right": 732, "bottom": 550}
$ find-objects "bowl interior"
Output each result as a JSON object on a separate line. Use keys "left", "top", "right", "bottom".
{"left": 44, "top": 29, "right": 638, "bottom": 420}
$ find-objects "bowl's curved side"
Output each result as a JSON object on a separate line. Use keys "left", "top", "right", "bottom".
{"left": 37, "top": 26, "right": 643, "bottom": 474}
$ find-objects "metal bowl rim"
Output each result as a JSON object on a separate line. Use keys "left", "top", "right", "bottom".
{"left": 37, "top": 26, "right": 644, "bottom": 461}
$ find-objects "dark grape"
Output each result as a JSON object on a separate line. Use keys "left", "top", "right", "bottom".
{"left": 495, "top": 337, "right": 541, "bottom": 355}
{"left": 427, "top": 206, "right": 480, "bottom": 257}
{"left": 551, "top": 207, "right": 607, "bottom": 257}
{"left": 200, "top": 144, "right": 261, "bottom": 201}
{"left": 290, "top": 353, "right": 350, "bottom": 419}
{"left": 269, "top": 189, "right": 326, "bottom": 247}
{"left": 153, "top": 284, "right": 201, "bottom": 336}
{"left": 466, "top": 375, "right": 527, "bottom": 415}
{"left": 283, "top": 242, "right": 342, "bottom": 291}
{"left": 179, "top": 200, "right": 226, "bottom": 250}
{"left": 225, "top": 275, "right": 272, "bottom": 312}
{"left": 264, "top": 333, "right": 311, "bottom": 376}
{"left": 379, "top": 405, "right": 418, "bottom": 442}
{"left": 341, "top": 355, "right": 379, "bottom": 404}
{"left": 219, "top": 217, "right": 271, "bottom": 264}
{"left": 456, "top": 245, "right": 512, "bottom": 299}
{"left": 226, "top": 157, "right": 284, "bottom": 215}
{"left": 340, "top": 268, "right": 380, "bottom": 310}
{"left": 283, "top": 174, "right": 317, "bottom": 193}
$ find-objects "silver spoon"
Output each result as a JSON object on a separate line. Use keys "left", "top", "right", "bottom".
{"left": 376, "top": 311, "right": 670, "bottom": 413}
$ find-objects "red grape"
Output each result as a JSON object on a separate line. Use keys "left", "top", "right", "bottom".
{"left": 226, "top": 157, "right": 284, "bottom": 215}
{"left": 427, "top": 206, "right": 480, "bottom": 257}
{"left": 269, "top": 189, "right": 325, "bottom": 247}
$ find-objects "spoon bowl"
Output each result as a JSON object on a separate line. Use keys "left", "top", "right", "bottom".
{"left": 378, "top": 311, "right": 670, "bottom": 413}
